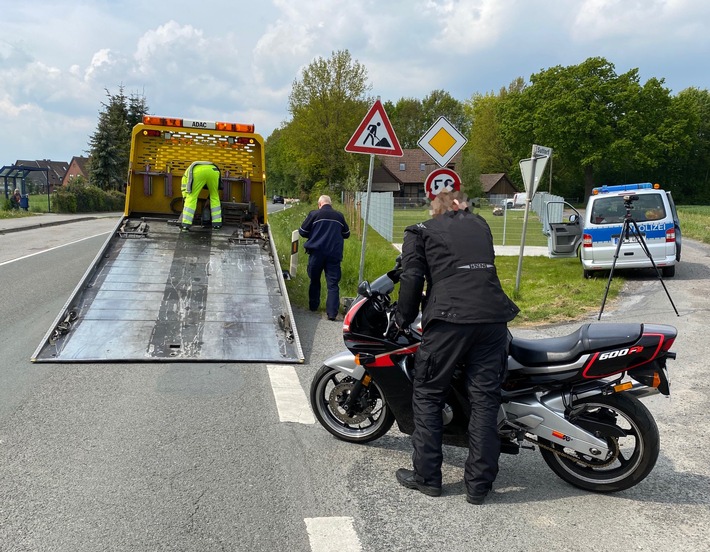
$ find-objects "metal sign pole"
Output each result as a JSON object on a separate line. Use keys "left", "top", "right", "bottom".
{"left": 358, "top": 153, "right": 375, "bottom": 283}
{"left": 515, "top": 154, "right": 537, "bottom": 294}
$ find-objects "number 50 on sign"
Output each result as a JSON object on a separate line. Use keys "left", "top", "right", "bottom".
{"left": 424, "top": 168, "right": 461, "bottom": 200}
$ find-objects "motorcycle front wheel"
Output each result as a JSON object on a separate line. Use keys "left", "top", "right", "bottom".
{"left": 310, "top": 365, "right": 395, "bottom": 444}
{"left": 539, "top": 393, "right": 660, "bottom": 493}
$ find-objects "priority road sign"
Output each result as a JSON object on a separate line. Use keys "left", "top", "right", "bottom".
{"left": 418, "top": 116, "right": 467, "bottom": 168}
{"left": 345, "top": 100, "right": 403, "bottom": 156}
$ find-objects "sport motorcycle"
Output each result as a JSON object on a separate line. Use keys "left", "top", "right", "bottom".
{"left": 310, "top": 264, "right": 676, "bottom": 492}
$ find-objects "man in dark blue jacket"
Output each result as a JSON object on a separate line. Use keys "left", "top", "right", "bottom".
{"left": 299, "top": 195, "right": 351, "bottom": 320}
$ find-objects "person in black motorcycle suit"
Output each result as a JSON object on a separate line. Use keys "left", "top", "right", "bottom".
{"left": 394, "top": 189, "right": 519, "bottom": 505}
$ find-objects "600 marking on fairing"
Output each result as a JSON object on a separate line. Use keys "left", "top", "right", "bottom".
{"left": 598, "top": 346, "right": 644, "bottom": 361}
{"left": 583, "top": 329, "right": 671, "bottom": 379}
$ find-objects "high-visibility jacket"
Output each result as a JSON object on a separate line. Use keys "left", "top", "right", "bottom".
{"left": 180, "top": 162, "right": 222, "bottom": 227}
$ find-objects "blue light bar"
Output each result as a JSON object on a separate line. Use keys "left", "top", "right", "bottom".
{"left": 592, "top": 183, "right": 653, "bottom": 194}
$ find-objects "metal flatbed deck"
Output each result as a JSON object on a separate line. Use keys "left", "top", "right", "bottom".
{"left": 32, "top": 216, "right": 303, "bottom": 363}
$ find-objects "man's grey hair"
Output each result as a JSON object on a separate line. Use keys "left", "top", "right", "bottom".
{"left": 318, "top": 195, "right": 332, "bottom": 207}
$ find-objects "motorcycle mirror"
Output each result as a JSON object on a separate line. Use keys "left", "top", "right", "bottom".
{"left": 357, "top": 281, "right": 372, "bottom": 297}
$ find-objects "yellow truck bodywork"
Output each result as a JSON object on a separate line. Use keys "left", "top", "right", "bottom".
{"left": 32, "top": 118, "right": 303, "bottom": 363}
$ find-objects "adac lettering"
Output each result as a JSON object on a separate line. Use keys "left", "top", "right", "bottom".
{"left": 599, "top": 346, "right": 644, "bottom": 361}
{"left": 191, "top": 121, "right": 208, "bottom": 128}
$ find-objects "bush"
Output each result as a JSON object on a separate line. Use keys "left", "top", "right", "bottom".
{"left": 52, "top": 183, "right": 125, "bottom": 213}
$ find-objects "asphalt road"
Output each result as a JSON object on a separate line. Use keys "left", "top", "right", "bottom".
{"left": 0, "top": 217, "right": 708, "bottom": 552}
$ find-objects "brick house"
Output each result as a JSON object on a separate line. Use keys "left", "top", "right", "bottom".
{"left": 62, "top": 156, "right": 91, "bottom": 186}
{"left": 373, "top": 149, "right": 517, "bottom": 199}
{"left": 12, "top": 159, "right": 68, "bottom": 194}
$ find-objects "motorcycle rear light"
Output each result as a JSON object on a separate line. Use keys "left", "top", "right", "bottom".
{"left": 583, "top": 234, "right": 592, "bottom": 247}
{"left": 666, "top": 228, "right": 675, "bottom": 242}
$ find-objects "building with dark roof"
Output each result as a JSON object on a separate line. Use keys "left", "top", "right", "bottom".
{"left": 62, "top": 156, "right": 91, "bottom": 186}
{"left": 374, "top": 149, "right": 518, "bottom": 199}
{"left": 12, "top": 159, "right": 68, "bottom": 194}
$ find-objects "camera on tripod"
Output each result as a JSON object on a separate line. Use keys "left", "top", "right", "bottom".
{"left": 623, "top": 194, "right": 640, "bottom": 207}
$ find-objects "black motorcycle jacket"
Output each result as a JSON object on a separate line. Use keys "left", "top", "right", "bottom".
{"left": 396, "top": 209, "right": 519, "bottom": 329}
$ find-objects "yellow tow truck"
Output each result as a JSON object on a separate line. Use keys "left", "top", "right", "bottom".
{"left": 33, "top": 116, "right": 303, "bottom": 363}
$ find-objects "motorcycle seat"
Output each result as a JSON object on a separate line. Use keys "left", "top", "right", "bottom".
{"left": 509, "top": 323, "right": 643, "bottom": 367}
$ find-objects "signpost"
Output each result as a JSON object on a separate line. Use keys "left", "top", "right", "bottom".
{"left": 345, "top": 99, "right": 403, "bottom": 283}
{"left": 515, "top": 144, "right": 553, "bottom": 294}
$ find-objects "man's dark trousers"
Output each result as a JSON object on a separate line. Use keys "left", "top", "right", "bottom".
{"left": 307, "top": 252, "right": 341, "bottom": 318}
{"left": 411, "top": 321, "right": 508, "bottom": 495}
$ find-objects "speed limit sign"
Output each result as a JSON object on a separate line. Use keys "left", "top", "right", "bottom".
{"left": 424, "top": 168, "right": 461, "bottom": 200}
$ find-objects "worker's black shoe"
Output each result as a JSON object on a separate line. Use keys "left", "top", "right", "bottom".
{"left": 395, "top": 469, "right": 441, "bottom": 497}
{"left": 212, "top": 224, "right": 222, "bottom": 229}
{"left": 466, "top": 492, "right": 488, "bottom": 505}
{"left": 180, "top": 225, "right": 190, "bottom": 232}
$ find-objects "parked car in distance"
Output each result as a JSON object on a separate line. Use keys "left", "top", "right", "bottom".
{"left": 272, "top": 195, "right": 284, "bottom": 204}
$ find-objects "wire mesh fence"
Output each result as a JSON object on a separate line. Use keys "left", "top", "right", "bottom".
{"left": 344, "top": 191, "right": 560, "bottom": 248}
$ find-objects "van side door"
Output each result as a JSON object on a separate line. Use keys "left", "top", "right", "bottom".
{"left": 546, "top": 200, "right": 583, "bottom": 258}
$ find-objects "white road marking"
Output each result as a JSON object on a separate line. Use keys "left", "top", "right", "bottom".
{"left": 0, "top": 231, "right": 111, "bottom": 267}
{"left": 305, "top": 517, "right": 362, "bottom": 552}
{"left": 266, "top": 364, "right": 315, "bottom": 424}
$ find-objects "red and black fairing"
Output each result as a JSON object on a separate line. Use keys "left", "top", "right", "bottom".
{"left": 341, "top": 288, "right": 472, "bottom": 444}
{"left": 582, "top": 323, "right": 676, "bottom": 379}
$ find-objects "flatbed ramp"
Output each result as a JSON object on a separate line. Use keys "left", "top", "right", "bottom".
{"left": 32, "top": 217, "right": 304, "bottom": 363}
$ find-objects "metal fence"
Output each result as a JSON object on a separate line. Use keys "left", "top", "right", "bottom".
{"left": 344, "top": 191, "right": 567, "bottom": 247}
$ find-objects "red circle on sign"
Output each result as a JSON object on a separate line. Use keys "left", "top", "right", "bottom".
{"left": 424, "top": 168, "right": 461, "bottom": 200}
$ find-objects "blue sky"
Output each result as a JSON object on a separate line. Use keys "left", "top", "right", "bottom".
{"left": 1, "top": 0, "right": 709, "bottom": 165}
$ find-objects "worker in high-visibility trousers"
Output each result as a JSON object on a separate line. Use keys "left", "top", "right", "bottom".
{"left": 180, "top": 161, "right": 223, "bottom": 231}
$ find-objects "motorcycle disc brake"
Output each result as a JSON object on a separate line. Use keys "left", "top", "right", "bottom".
{"left": 328, "top": 382, "right": 374, "bottom": 424}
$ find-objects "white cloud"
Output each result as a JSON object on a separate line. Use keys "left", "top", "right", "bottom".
{"left": 0, "top": 0, "right": 709, "bottom": 164}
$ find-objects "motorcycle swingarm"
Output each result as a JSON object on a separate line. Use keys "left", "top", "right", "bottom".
{"left": 503, "top": 398, "right": 611, "bottom": 458}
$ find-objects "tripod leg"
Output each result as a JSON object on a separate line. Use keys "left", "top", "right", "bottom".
{"left": 598, "top": 220, "right": 627, "bottom": 320}
{"left": 629, "top": 219, "right": 679, "bottom": 316}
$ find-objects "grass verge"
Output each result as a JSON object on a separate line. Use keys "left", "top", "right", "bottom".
{"left": 269, "top": 202, "right": 623, "bottom": 326}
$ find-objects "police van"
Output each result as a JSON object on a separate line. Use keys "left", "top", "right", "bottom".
{"left": 580, "top": 183, "right": 681, "bottom": 278}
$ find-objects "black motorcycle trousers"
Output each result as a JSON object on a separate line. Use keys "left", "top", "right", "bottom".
{"left": 410, "top": 321, "right": 508, "bottom": 495}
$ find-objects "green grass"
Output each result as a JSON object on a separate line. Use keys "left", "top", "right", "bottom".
{"left": 269, "top": 202, "right": 622, "bottom": 326}
{"left": 678, "top": 205, "right": 710, "bottom": 244}
{"left": 0, "top": 194, "right": 52, "bottom": 218}
{"left": 393, "top": 205, "right": 548, "bottom": 247}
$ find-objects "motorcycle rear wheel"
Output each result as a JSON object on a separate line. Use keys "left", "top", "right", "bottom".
{"left": 539, "top": 393, "right": 660, "bottom": 493}
{"left": 310, "top": 365, "right": 395, "bottom": 443}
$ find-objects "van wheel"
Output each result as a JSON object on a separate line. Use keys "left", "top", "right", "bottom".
{"left": 583, "top": 270, "right": 594, "bottom": 279}
{"left": 661, "top": 266, "right": 675, "bottom": 278}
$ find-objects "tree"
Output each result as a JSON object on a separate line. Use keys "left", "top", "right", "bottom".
{"left": 421, "top": 89, "right": 470, "bottom": 138}
{"left": 465, "top": 91, "right": 514, "bottom": 176}
{"left": 285, "top": 50, "right": 371, "bottom": 195}
{"left": 384, "top": 97, "right": 424, "bottom": 149}
{"left": 499, "top": 57, "right": 684, "bottom": 200}
{"left": 88, "top": 86, "right": 149, "bottom": 190}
